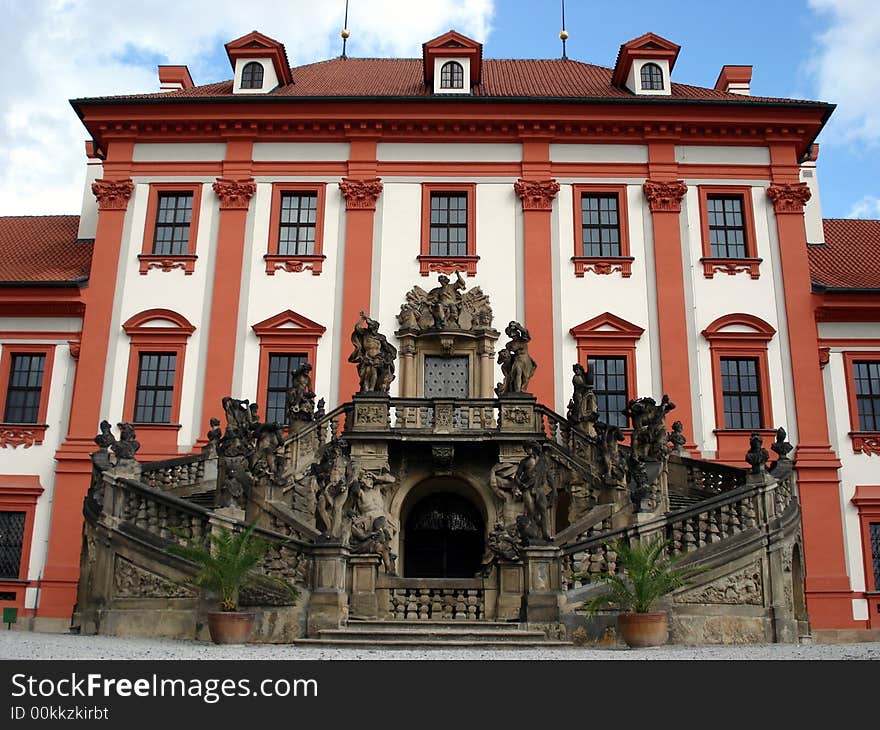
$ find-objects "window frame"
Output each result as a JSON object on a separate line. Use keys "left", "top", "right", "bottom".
{"left": 132, "top": 352, "right": 178, "bottom": 425}
{"left": 570, "top": 312, "right": 644, "bottom": 432}
{"left": 702, "top": 313, "right": 776, "bottom": 461}
{"left": 586, "top": 355, "right": 630, "bottom": 428}
{"left": 0, "top": 343, "right": 55, "bottom": 447}
{"left": 698, "top": 185, "right": 762, "bottom": 279}
{"left": 252, "top": 310, "right": 326, "bottom": 428}
{"left": 571, "top": 184, "right": 633, "bottom": 278}
{"left": 241, "top": 61, "right": 265, "bottom": 90}
{"left": 139, "top": 183, "right": 202, "bottom": 275}
{"left": 419, "top": 183, "right": 478, "bottom": 277}
{"left": 440, "top": 61, "right": 464, "bottom": 89}
{"left": 0, "top": 475, "right": 43, "bottom": 613}
{"left": 719, "top": 356, "right": 764, "bottom": 431}
{"left": 851, "top": 486, "right": 880, "bottom": 627}
{"left": 122, "top": 309, "right": 195, "bottom": 454}
{"left": 264, "top": 352, "right": 309, "bottom": 426}
{"left": 640, "top": 62, "right": 664, "bottom": 91}
{"left": 265, "top": 183, "right": 327, "bottom": 275}
{"left": 842, "top": 352, "right": 880, "bottom": 454}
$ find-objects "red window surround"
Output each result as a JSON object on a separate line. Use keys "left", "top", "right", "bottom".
{"left": 419, "top": 183, "right": 478, "bottom": 277}
{"left": 571, "top": 184, "right": 634, "bottom": 278}
{"left": 252, "top": 310, "right": 326, "bottom": 418}
{"left": 139, "top": 182, "right": 203, "bottom": 275}
{"left": 841, "top": 351, "right": 880, "bottom": 455}
{"left": 122, "top": 309, "right": 195, "bottom": 455}
{"left": 0, "top": 475, "right": 43, "bottom": 613}
{"left": 702, "top": 313, "right": 775, "bottom": 462}
{"left": 851, "top": 486, "right": 880, "bottom": 628}
{"left": 0, "top": 343, "right": 56, "bottom": 448}
{"left": 569, "top": 312, "right": 644, "bottom": 429}
{"left": 697, "top": 185, "right": 761, "bottom": 279}
{"left": 265, "top": 183, "right": 327, "bottom": 276}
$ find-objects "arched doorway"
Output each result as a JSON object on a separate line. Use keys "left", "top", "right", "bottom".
{"left": 403, "top": 492, "right": 485, "bottom": 578}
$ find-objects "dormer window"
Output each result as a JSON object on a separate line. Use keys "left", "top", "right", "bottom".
{"left": 241, "top": 61, "right": 264, "bottom": 90}
{"left": 640, "top": 63, "right": 664, "bottom": 91}
{"left": 440, "top": 61, "right": 464, "bottom": 89}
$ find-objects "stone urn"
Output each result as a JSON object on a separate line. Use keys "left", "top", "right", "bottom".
{"left": 207, "top": 611, "right": 256, "bottom": 644}
{"left": 617, "top": 612, "right": 668, "bottom": 648}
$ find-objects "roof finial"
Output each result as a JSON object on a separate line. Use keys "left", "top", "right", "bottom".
{"left": 559, "top": 0, "right": 569, "bottom": 60}
{"left": 340, "top": 0, "right": 351, "bottom": 59}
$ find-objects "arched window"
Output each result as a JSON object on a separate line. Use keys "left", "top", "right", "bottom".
{"left": 640, "top": 62, "right": 664, "bottom": 91}
{"left": 241, "top": 61, "right": 264, "bottom": 89}
{"left": 440, "top": 61, "right": 464, "bottom": 89}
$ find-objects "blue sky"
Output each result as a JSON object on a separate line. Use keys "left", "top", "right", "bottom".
{"left": 1, "top": 0, "right": 877, "bottom": 219}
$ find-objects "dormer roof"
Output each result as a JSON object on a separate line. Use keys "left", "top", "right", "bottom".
{"left": 611, "top": 32, "right": 681, "bottom": 88}
{"left": 422, "top": 30, "right": 483, "bottom": 86}
{"left": 225, "top": 30, "right": 293, "bottom": 86}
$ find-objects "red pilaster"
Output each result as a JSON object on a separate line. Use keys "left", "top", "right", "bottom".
{"left": 337, "top": 140, "right": 382, "bottom": 402}
{"left": 41, "top": 145, "right": 135, "bottom": 618}
{"left": 642, "top": 168, "right": 698, "bottom": 452}
{"left": 768, "top": 144, "right": 856, "bottom": 629}
{"left": 514, "top": 175, "right": 559, "bottom": 407}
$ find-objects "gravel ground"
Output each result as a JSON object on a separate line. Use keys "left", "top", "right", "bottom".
{"left": 1, "top": 631, "right": 879, "bottom": 660}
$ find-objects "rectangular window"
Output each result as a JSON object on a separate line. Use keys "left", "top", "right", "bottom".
{"left": 278, "top": 192, "right": 318, "bottom": 256}
{"left": 134, "top": 353, "right": 177, "bottom": 424}
{"left": 581, "top": 194, "right": 621, "bottom": 257}
{"left": 721, "top": 357, "right": 762, "bottom": 429}
{"left": 707, "top": 195, "right": 747, "bottom": 258}
{"left": 3, "top": 354, "right": 46, "bottom": 424}
{"left": 871, "top": 522, "right": 880, "bottom": 590}
{"left": 587, "top": 357, "right": 628, "bottom": 428}
{"left": 429, "top": 192, "right": 468, "bottom": 257}
{"left": 266, "top": 353, "right": 307, "bottom": 425}
{"left": 854, "top": 360, "right": 880, "bottom": 432}
{"left": 0, "top": 511, "right": 25, "bottom": 580}
{"left": 152, "top": 193, "right": 193, "bottom": 256}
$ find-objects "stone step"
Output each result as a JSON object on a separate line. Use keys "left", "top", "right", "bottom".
{"left": 347, "top": 619, "right": 520, "bottom": 631}
{"left": 295, "top": 638, "right": 573, "bottom": 649}
{"left": 319, "top": 628, "right": 549, "bottom": 643}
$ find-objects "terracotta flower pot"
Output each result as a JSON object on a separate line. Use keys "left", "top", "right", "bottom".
{"left": 207, "top": 611, "right": 255, "bottom": 644}
{"left": 618, "top": 612, "right": 668, "bottom": 648}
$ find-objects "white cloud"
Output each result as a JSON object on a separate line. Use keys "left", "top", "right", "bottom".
{"left": 0, "top": 0, "right": 494, "bottom": 216}
{"left": 808, "top": 0, "right": 880, "bottom": 146}
{"left": 846, "top": 195, "right": 880, "bottom": 218}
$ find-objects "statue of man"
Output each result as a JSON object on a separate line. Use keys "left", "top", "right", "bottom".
{"left": 348, "top": 311, "right": 397, "bottom": 394}
{"left": 498, "top": 321, "right": 537, "bottom": 395}
{"left": 426, "top": 271, "right": 465, "bottom": 329}
{"left": 567, "top": 363, "right": 598, "bottom": 437}
{"left": 286, "top": 362, "right": 316, "bottom": 425}
{"left": 514, "top": 441, "right": 554, "bottom": 542}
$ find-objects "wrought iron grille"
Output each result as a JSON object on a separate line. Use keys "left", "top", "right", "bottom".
{"left": 424, "top": 356, "right": 468, "bottom": 399}
{"left": 0, "top": 511, "right": 25, "bottom": 579}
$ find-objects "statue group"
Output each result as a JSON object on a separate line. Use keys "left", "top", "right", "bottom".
{"left": 397, "top": 271, "right": 494, "bottom": 332}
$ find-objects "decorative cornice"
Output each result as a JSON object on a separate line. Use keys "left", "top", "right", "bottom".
{"left": 643, "top": 180, "right": 688, "bottom": 213}
{"left": 0, "top": 424, "right": 47, "bottom": 449}
{"left": 264, "top": 254, "right": 325, "bottom": 276}
{"left": 700, "top": 257, "right": 762, "bottom": 280}
{"left": 137, "top": 254, "right": 197, "bottom": 275}
{"left": 417, "top": 255, "right": 479, "bottom": 277}
{"left": 212, "top": 177, "right": 256, "bottom": 210}
{"left": 766, "top": 182, "right": 811, "bottom": 214}
{"left": 338, "top": 177, "right": 384, "bottom": 210}
{"left": 572, "top": 256, "right": 634, "bottom": 278}
{"left": 514, "top": 178, "right": 560, "bottom": 211}
{"left": 92, "top": 178, "right": 135, "bottom": 211}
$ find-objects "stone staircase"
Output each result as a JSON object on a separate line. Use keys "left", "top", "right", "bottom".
{"left": 296, "top": 619, "right": 572, "bottom": 648}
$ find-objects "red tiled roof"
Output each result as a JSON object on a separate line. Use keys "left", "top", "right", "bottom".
{"left": 0, "top": 216, "right": 92, "bottom": 284}
{"left": 78, "top": 57, "right": 821, "bottom": 105}
{"left": 810, "top": 219, "right": 880, "bottom": 290}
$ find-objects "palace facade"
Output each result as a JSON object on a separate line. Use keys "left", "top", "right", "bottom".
{"left": 0, "top": 28, "right": 878, "bottom": 643}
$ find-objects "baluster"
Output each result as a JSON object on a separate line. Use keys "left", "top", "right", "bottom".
{"left": 683, "top": 518, "right": 697, "bottom": 552}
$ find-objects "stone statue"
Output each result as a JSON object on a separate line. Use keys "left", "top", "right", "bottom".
{"left": 313, "top": 437, "right": 352, "bottom": 538}
{"left": 496, "top": 321, "right": 537, "bottom": 396}
{"left": 207, "top": 417, "right": 222, "bottom": 446}
{"left": 567, "top": 363, "right": 598, "bottom": 437}
{"left": 596, "top": 422, "right": 626, "bottom": 482}
{"left": 667, "top": 420, "right": 687, "bottom": 455}
{"left": 485, "top": 520, "right": 523, "bottom": 563}
{"left": 397, "top": 274, "right": 493, "bottom": 332}
{"left": 771, "top": 427, "right": 793, "bottom": 461}
{"left": 745, "top": 432, "right": 769, "bottom": 475}
{"left": 251, "top": 421, "right": 285, "bottom": 485}
{"left": 349, "top": 514, "right": 397, "bottom": 575}
{"left": 514, "top": 441, "right": 556, "bottom": 543}
{"left": 625, "top": 395, "right": 676, "bottom": 461}
{"left": 286, "top": 362, "right": 316, "bottom": 425}
{"left": 90, "top": 420, "right": 116, "bottom": 471}
{"left": 314, "top": 398, "right": 326, "bottom": 421}
{"left": 349, "top": 311, "right": 397, "bottom": 394}
{"left": 113, "top": 423, "right": 141, "bottom": 461}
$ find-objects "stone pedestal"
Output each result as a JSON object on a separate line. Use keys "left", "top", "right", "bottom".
{"left": 348, "top": 555, "right": 380, "bottom": 620}
{"left": 498, "top": 394, "right": 539, "bottom": 433}
{"left": 496, "top": 562, "right": 525, "bottom": 621}
{"left": 307, "top": 544, "right": 350, "bottom": 637}
{"left": 350, "top": 395, "right": 390, "bottom": 432}
{"left": 522, "top": 546, "right": 562, "bottom": 622}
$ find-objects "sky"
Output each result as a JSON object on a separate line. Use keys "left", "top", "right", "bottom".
{"left": 0, "top": 0, "right": 878, "bottom": 219}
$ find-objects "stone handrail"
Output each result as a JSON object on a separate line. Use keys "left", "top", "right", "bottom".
{"left": 140, "top": 452, "right": 209, "bottom": 491}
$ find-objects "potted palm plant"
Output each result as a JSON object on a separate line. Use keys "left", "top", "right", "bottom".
{"left": 169, "top": 523, "right": 295, "bottom": 644}
{"left": 579, "top": 537, "right": 698, "bottom": 648}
